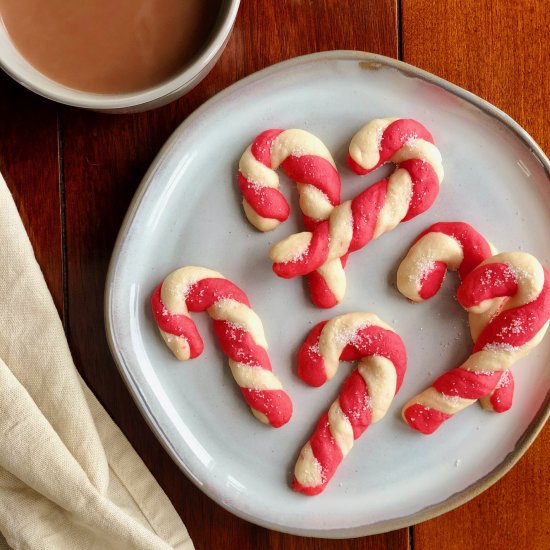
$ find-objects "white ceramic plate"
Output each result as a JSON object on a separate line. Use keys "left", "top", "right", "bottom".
{"left": 105, "top": 52, "right": 550, "bottom": 537}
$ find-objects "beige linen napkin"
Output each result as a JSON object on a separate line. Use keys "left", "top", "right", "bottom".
{"left": 0, "top": 173, "right": 193, "bottom": 550}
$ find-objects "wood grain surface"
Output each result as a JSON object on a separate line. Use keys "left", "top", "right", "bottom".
{"left": 402, "top": 2, "right": 550, "bottom": 549}
{"left": 0, "top": 0, "right": 548, "bottom": 549}
{"left": 0, "top": 77, "right": 63, "bottom": 313}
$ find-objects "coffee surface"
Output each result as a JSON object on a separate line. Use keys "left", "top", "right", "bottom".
{"left": 0, "top": 0, "right": 219, "bottom": 94}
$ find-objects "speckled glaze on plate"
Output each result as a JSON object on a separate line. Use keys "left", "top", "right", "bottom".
{"left": 105, "top": 51, "right": 550, "bottom": 538}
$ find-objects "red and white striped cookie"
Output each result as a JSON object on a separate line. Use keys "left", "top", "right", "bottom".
{"left": 237, "top": 128, "right": 346, "bottom": 308}
{"left": 397, "top": 222, "right": 514, "bottom": 413}
{"left": 396, "top": 221, "right": 497, "bottom": 302}
{"left": 269, "top": 119, "right": 444, "bottom": 303}
{"left": 402, "top": 252, "right": 550, "bottom": 434}
{"left": 151, "top": 266, "right": 293, "bottom": 428}
{"left": 396, "top": 221, "right": 513, "bottom": 412}
{"left": 293, "top": 312, "right": 407, "bottom": 495}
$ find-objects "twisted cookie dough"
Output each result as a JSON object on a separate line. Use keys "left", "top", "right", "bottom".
{"left": 396, "top": 221, "right": 513, "bottom": 412}
{"left": 270, "top": 119, "right": 444, "bottom": 309}
{"left": 151, "top": 266, "right": 293, "bottom": 428}
{"left": 402, "top": 252, "right": 550, "bottom": 434}
{"left": 293, "top": 312, "right": 407, "bottom": 495}
{"left": 238, "top": 128, "right": 346, "bottom": 308}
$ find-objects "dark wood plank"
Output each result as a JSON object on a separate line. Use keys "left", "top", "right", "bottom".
{"left": 402, "top": 0, "right": 549, "bottom": 153}
{"left": 0, "top": 73, "right": 63, "bottom": 313}
{"left": 402, "top": 1, "right": 550, "bottom": 549}
{"left": 61, "top": 1, "right": 405, "bottom": 548}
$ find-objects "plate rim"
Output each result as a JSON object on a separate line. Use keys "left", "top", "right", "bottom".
{"left": 104, "top": 50, "right": 550, "bottom": 538}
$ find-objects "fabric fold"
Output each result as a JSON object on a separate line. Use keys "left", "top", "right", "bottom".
{"left": 0, "top": 172, "right": 193, "bottom": 549}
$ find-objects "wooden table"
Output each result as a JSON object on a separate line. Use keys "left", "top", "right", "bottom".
{"left": 1, "top": 1, "right": 548, "bottom": 548}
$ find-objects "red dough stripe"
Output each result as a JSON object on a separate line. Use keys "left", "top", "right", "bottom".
{"left": 488, "top": 372, "right": 515, "bottom": 413}
{"left": 297, "top": 321, "right": 328, "bottom": 387}
{"left": 346, "top": 153, "right": 367, "bottom": 175}
{"left": 306, "top": 256, "right": 349, "bottom": 309}
{"left": 272, "top": 221, "right": 331, "bottom": 279}
{"left": 151, "top": 285, "right": 204, "bottom": 358}
{"left": 308, "top": 412, "right": 345, "bottom": 492}
{"left": 403, "top": 404, "right": 451, "bottom": 435}
{"left": 342, "top": 326, "right": 407, "bottom": 390}
{"left": 238, "top": 172, "right": 290, "bottom": 222}
{"left": 306, "top": 270, "right": 339, "bottom": 309}
{"left": 457, "top": 263, "right": 517, "bottom": 309}
{"left": 251, "top": 129, "right": 284, "bottom": 166}
{"left": 212, "top": 321, "right": 271, "bottom": 369}
{"left": 281, "top": 155, "right": 340, "bottom": 206}
{"left": 432, "top": 369, "right": 501, "bottom": 400}
{"left": 400, "top": 159, "right": 440, "bottom": 221}
{"left": 186, "top": 278, "right": 250, "bottom": 310}
{"left": 240, "top": 388, "right": 293, "bottom": 429}
{"left": 338, "top": 370, "right": 372, "bottom": 438}
{"left": 473, "top": 275, "right": 550, "bottom": 352}
{"left": 418, "top": 261, "right": 447, "bottom": 300}
{"left": 459, "top": 265, "right": 550, "bottom": 352}
{"left": 378, "top": 119, "right": 434, "bottom": 167}
{"left": 349, "top": 180, "right": 388, "bottom": 252}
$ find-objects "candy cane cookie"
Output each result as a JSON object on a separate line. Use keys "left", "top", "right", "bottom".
{"left": 402, "top": 252, "right": 550, "bottom": 434}
{"left": 151, "top": 266, "right": 293, "bottom": 428}
{"left": 238, "top": 128, "right": 347, "bottom": 308}
{"left": 396, "top": 221, "right": 497, "bottom": 303}
{"left": 396, "top": 221, "right": 513, "bottom": 412}
{"left": 293, "top": 313, "right": 407, "bottom": 495}
{"left": 270, "top": 119, "right": 444, "bottom": 299}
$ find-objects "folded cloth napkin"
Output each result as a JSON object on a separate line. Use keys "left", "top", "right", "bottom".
{"left": 0, "top": 173, "right": 193, "bottom": 550}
